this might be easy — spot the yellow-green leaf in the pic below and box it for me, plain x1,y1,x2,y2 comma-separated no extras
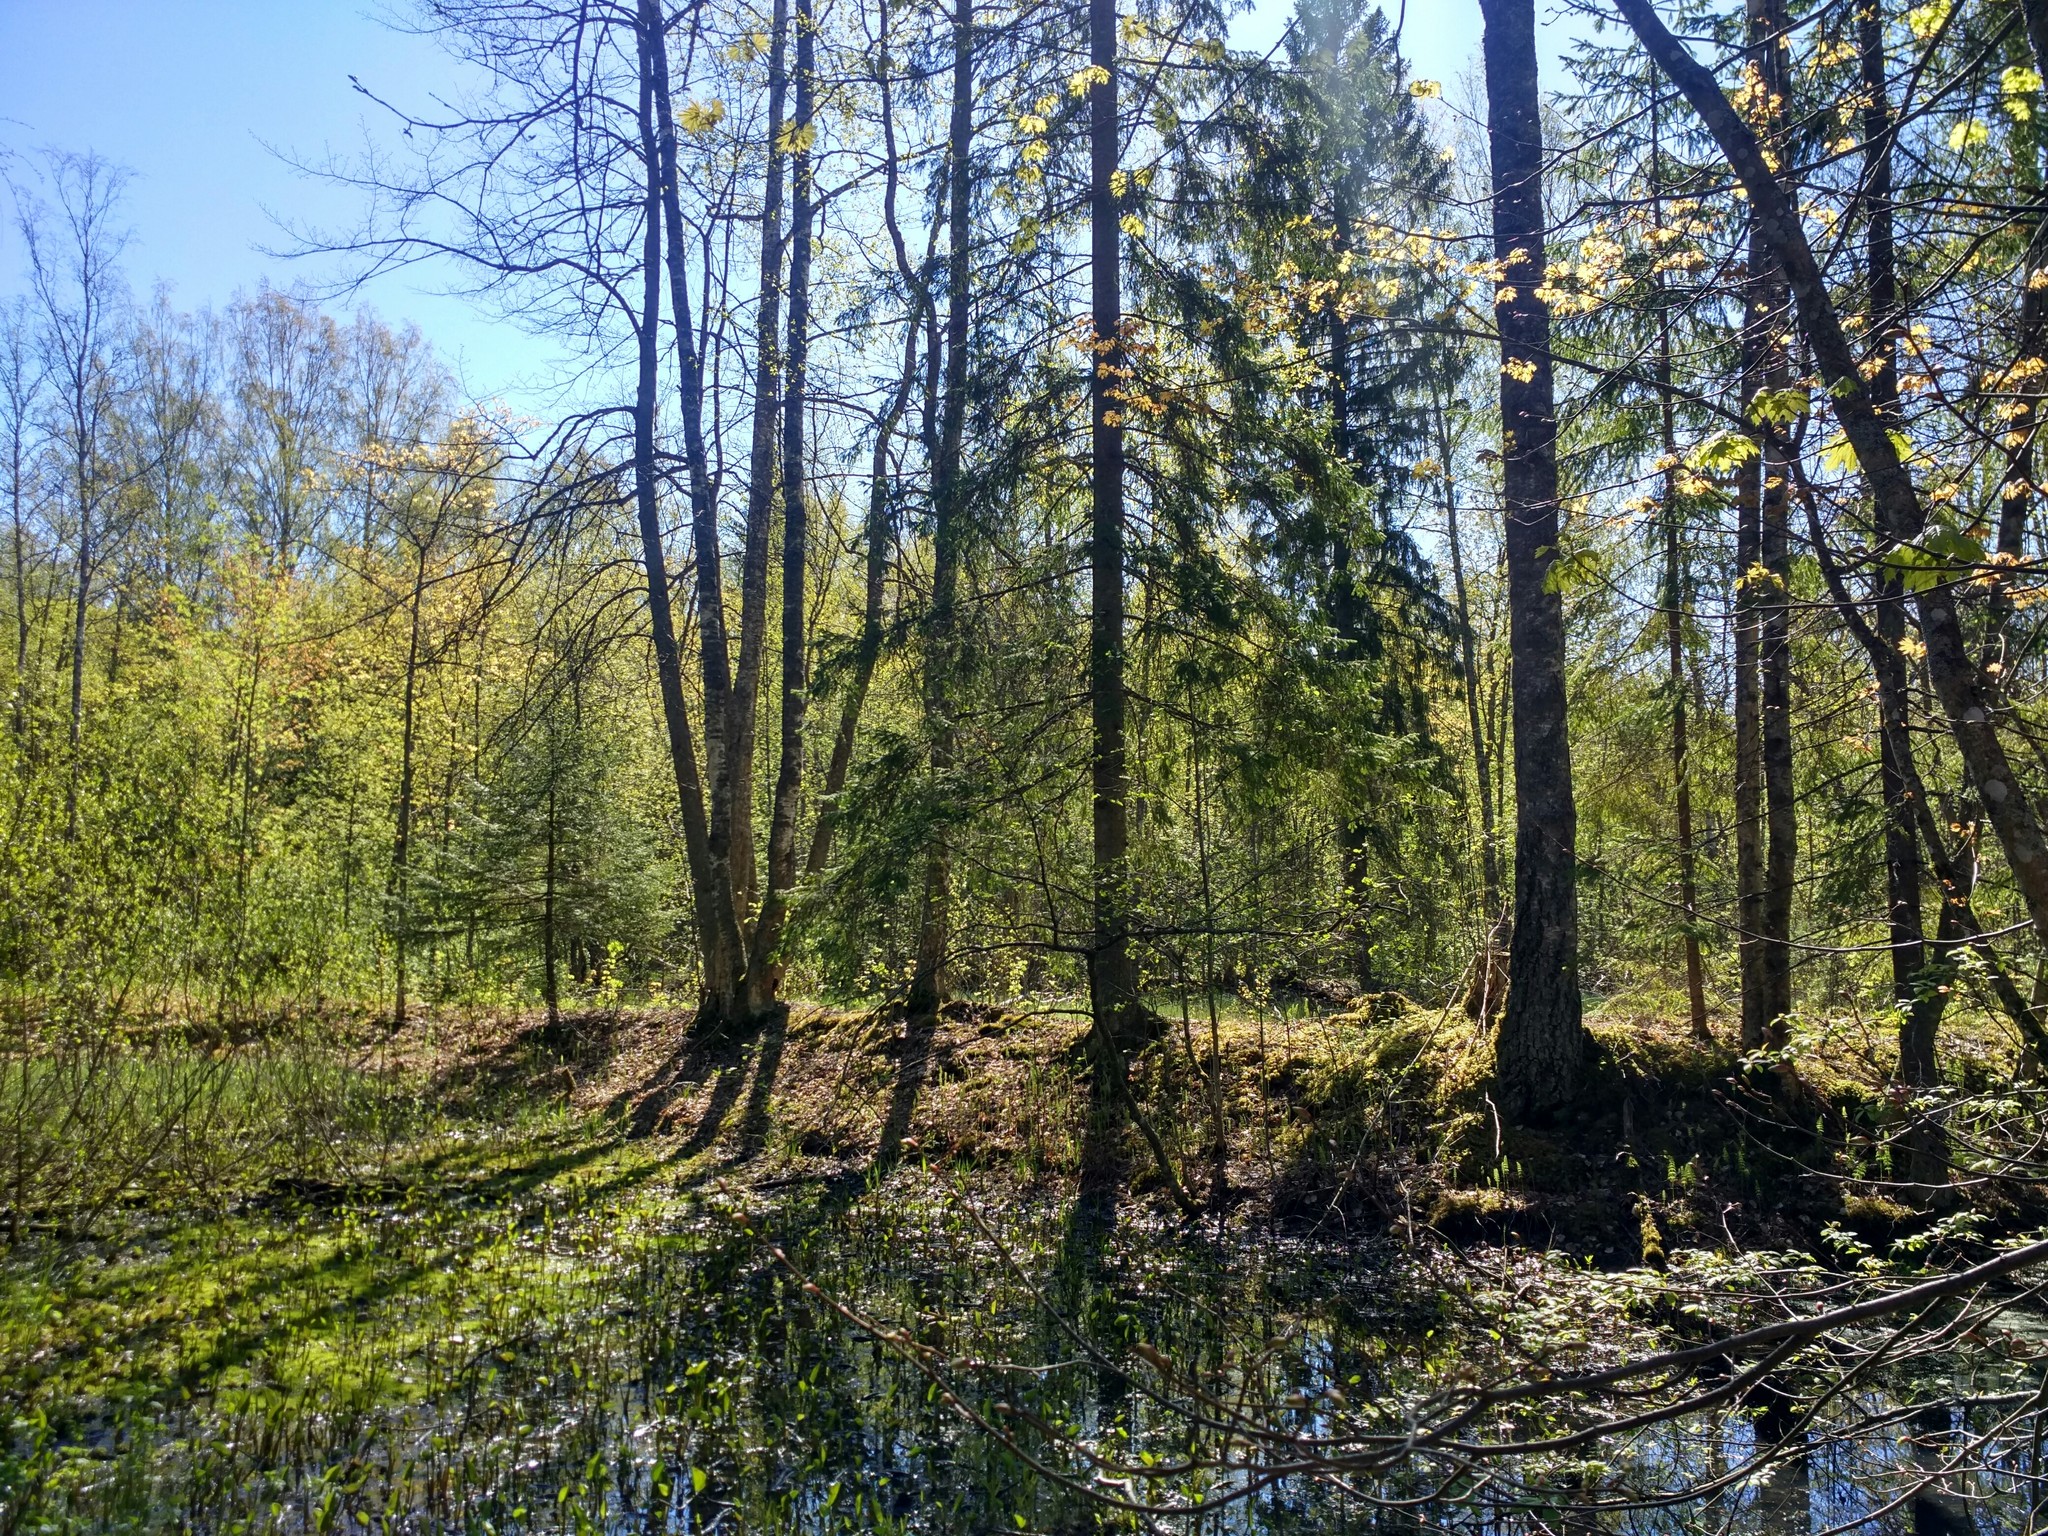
1746,386,1809,426
1687,432,1759,473
676,99,725,136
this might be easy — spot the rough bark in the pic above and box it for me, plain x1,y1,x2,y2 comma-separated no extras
1854,1,1941,1090
1727,0,1796,1054
543,778,560,1030
1992,0,2048,669
1481,0,1587,1119
391,549,424,1030
63,503,88,841
1798,468,2039,1072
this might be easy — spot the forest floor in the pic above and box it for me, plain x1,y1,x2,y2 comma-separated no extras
411,988,2025,1263
2,993,2036,1530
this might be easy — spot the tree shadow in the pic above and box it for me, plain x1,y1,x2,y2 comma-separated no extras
671,1058,750,1160
872,1005,942,1172
732,1004,790,1163
620,1009,777,1154
89,1133,659,1392
1074,1026,1130,1233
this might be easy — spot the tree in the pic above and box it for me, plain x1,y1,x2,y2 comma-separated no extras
1733,0,1797,1059
747,0,819,1004
1619,0,2048,982
1085,0,1137,1059
0,298,46,740
907,0,976,1020
1480,0,1588,1118
15,152,132,841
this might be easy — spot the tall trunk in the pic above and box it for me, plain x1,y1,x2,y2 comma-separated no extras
1481,0,1585,1119
1803,476,2037,1068
909,0,975,1017
1855,1,1946,1191
1741,0,1797,1056
1087,0,1138,1048
649,0,737,895
63,477,88,841
392,554,424,1031
1620,0,2048,965
1856,1,1938,1087
633,12,740,1023
1653,276,1709,1039
1733,0,1769,1047
1437,395,1501,1015
723,0,792,922
746,0,816,1004
1328,202,1380,995
1647,97,1706,1040
7,410,28,739
543,777,560,1029
1662,462,1709,1043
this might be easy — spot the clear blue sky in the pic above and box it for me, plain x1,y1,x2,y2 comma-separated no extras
0,0,1594,405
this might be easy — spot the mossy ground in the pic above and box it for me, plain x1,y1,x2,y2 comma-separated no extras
390,986,2036,1266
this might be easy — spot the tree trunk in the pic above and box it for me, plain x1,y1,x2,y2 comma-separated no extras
63,493,88,841
909,0,974,1018
649,0,739,918
1995,0,2048,666
1647,100,1709,1042
1086,0,1138,1051
544,777,560,1029
1481,0,1586,1119
1854,0,1939,1089
8,409,29,741
632,10,739,1025
746,0,816,1006
1655,295,1710,1041
723,0,792,923
1745,0,1797,1061
1327,204,1382,998
1802,469,2045,1072
391,551,424,1031
1437,395,1502,1017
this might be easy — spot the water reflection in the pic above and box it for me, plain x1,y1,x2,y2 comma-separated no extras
10,1166,2047,1535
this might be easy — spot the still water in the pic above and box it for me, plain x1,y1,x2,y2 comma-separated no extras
4,1139,2042,1534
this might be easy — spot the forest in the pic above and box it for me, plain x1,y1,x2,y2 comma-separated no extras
8,0,2048,1527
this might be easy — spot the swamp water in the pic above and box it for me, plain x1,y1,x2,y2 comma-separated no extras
2,1120,2044,1534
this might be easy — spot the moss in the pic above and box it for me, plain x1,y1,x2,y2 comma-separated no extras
1635,1196,1667,1271
1841,1191,1917,1230
1426,1185,1524,1231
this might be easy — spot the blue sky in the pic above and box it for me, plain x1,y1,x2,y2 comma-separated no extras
0,0,1592,405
